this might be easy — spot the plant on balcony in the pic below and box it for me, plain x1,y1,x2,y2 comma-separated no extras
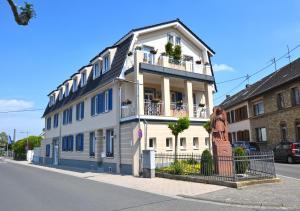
168,117,190,161
198,103,205,107
196,60,202,64
165,42,173,56
127,51,133,56
204,62,210,66
121,99,132,106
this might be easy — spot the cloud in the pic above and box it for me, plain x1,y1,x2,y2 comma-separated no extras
213,64,235,72
0,99,34,112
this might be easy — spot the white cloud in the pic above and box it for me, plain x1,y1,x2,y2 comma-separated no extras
0,99,34,112
213,64,235,72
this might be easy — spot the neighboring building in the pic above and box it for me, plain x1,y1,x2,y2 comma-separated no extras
221,58,300,151
41,19,216,175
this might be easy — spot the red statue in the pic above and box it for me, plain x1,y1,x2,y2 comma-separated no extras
210,107,233,176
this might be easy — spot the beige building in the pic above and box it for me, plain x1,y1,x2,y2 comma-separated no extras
221,58,300,151
41,19,216,175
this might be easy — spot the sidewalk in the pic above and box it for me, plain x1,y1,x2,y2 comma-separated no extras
181,176,300,209
4,159,225,198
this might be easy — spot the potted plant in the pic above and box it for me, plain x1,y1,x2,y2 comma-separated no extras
127,51,133,56
122,99,132,106
172,45,182,64
198,103,205,107
161,52,167,56
165,42,173,56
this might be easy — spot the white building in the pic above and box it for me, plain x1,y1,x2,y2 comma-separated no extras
41,19,216,175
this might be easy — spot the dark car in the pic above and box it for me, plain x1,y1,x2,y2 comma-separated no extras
274,142,300,163
232,141,257,153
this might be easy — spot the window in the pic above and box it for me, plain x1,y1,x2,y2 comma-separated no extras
103,55,110,73
142,46,155,64
280,122,287,141
46,144,50,157
277,93,284,110
81,72,87,87
205,137,210,146
193,137,199,149
93,63,100,79
76,101,84,121
62,135,74,151
65,83,69,97
73,78,78,92
180,138,186,150
232,132,236,143
106,129,114,157
167,34,174,44
49,95,55,106
256,127,267,142
53,113,59,128
230,110,235,123
291,87,300,106
89,132,96,157
175,36,181,45
253,101,264,116
149,138,156,149
75,133,84,151
58,89,63,100
235,106,248,122
46,117,51,130
63,107,72,125
296,120,300,141
237,130,250,141
166,138,172,150
93,88,113,115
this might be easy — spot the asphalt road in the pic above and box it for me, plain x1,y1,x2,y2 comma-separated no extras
275,162,300,179
0,160,294,211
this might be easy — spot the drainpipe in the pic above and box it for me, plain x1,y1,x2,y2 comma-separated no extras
118,83,122,173
143,119,148,151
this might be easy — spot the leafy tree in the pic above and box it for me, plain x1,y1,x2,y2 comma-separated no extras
165,42,173,56
0,132,8,147
6,0,36,26
172,45,182,63
168,117,190,161
12,136,41,160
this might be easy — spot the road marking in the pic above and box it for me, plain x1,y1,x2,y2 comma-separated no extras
277,174,300,181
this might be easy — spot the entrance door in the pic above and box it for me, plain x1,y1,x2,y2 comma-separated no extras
53,138,59,165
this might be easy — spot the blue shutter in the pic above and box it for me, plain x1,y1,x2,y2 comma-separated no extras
108,89,113,111
76,104,80,120
97,93,104,113
81,134,84,151
69,107,72,123
75,135,78,151
106,130,110,156
81,102,84,119
91,96,95,116
69,135,74,151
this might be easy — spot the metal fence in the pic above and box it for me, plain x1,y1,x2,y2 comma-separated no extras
155,151,276,182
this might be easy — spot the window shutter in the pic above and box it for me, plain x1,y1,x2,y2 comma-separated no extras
76,104,80,120
91,96,95,116
98,93,104,113
69,107,72,123
81,102,84,119
81,134,84,151
106,130,110,155
108,89,113,110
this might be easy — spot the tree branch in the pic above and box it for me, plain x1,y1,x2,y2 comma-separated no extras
6,0,35,25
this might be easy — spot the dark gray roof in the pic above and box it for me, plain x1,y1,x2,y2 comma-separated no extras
43,35,133,117
220,57,300,109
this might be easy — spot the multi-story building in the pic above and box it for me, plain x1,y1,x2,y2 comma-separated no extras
41,19,216,175
221,58,300,150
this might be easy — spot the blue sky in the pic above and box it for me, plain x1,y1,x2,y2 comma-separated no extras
1,0,300,139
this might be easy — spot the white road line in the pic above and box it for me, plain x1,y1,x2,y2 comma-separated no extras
277,174,300,181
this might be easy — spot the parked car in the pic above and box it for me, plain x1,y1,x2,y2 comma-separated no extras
273,142,300,163
232,141,257,153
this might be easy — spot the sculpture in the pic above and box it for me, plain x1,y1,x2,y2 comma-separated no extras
210,106,233,176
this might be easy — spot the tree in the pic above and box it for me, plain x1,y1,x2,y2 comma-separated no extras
0,132,8,147
168,117,190,161
12,135,41,160
6,0,35,26
203,121,212,151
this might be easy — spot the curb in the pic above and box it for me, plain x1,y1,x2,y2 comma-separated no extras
178,194,300,210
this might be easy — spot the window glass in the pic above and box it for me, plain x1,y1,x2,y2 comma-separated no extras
106,129,114,157
193,137,199,149
166,138,172,150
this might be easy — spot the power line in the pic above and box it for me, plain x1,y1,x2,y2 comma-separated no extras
0,108,43,114
216,75,248,84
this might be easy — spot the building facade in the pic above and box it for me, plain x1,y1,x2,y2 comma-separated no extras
221,58,300,151
41,19,216,175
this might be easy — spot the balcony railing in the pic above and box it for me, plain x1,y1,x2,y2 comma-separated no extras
193,105,210,118
170,103,188,117
144,101,163,116
121,104,135,118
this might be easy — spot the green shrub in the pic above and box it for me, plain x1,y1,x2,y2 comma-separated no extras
234,147,249,174
157,160,200,175
200,149,213,175
186,158,198,165
12,136,42,160
172,45,182,63
165,42,173,56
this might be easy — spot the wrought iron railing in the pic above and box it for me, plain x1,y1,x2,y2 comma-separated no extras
170,103,188,117
144,101,163,116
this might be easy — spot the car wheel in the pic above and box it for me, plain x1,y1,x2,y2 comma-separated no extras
287,156,294,164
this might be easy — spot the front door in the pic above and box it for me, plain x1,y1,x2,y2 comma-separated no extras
53,138,59,165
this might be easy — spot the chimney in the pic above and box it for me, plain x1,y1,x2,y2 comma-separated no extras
226,95,230,99
245,84,250,88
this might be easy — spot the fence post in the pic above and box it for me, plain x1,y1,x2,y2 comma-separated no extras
232,152,236,182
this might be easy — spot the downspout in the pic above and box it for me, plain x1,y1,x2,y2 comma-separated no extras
143,119,148,151
118,82,122,173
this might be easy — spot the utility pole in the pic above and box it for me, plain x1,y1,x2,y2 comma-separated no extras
270,57,277,71
286,45,291,64
13,128,16,142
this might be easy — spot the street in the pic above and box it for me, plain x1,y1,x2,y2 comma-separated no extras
275,163,300,179
0,161,286,211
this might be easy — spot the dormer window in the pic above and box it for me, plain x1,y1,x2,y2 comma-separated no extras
49,95,55,106
175,36,181,45
73,77,78,92
103,55,110,73
81,72,87,87
58,88,63,101
93,63,100,79
65,83,69,97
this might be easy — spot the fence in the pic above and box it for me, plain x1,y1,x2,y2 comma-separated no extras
155,151,276,182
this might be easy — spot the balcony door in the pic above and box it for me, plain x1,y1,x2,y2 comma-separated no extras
144,88,155,102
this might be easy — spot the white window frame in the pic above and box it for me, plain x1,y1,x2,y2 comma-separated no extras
149,138,156,150
81,71,87,87
58,88,63,101
256,127,267,142
179,137,186,150
193,137,199,150
73,77,78,92
103,55,110,74
106,129,114,157
49,95,55,106
104,90,109,112
167,33,174,44
175,36,181,45
166,137,173,151
93,62,100,79
253,101,264,116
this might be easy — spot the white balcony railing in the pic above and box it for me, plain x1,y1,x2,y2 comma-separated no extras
193,105,210,118
144,101,163,116
121,104,135,118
